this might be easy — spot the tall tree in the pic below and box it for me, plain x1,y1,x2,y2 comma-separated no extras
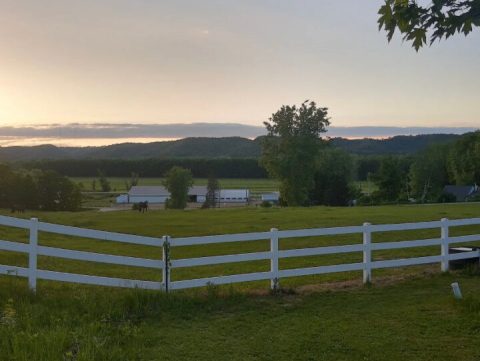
409,144,450,202
204,175,220,208
371,156,411,202
163,166,193,209
36,170,82,211
378,0,480,51
310,148,356,206
447,131,480,184
261,101,330,206
97,170,111,192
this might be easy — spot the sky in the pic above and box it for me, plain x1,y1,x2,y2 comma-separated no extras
0,0,479,145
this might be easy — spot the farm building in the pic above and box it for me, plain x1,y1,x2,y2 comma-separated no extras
218,189,250,203
442,185,479,202
116,186,249,204
261,192,280,204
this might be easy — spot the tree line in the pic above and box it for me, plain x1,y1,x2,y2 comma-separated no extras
19,158,268,179
260,101,479,207
0,165,82,211
369,131,480,204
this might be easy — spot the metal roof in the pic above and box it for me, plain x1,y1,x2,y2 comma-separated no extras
128,186,169,196
128,185,208,197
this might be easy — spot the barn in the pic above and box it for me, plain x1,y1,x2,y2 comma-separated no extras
116,186,250,204
218,189,250,203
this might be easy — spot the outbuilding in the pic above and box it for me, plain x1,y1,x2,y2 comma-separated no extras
261,192,280,204
116,186,249,204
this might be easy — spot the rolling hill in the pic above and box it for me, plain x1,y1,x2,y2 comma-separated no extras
0,134,464,161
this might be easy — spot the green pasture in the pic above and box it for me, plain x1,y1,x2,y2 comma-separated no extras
1,204,480,360
75,177,281,208
72,177,280,195
74,177,377,208
0,203,479,289
2,269,480,360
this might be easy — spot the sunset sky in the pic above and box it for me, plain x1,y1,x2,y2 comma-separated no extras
1,0,479,131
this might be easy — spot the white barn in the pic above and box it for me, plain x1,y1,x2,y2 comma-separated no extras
116,186,249,204
218,189,250,203
116,186,207,204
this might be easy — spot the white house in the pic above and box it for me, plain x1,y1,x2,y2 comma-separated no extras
116,186,249,204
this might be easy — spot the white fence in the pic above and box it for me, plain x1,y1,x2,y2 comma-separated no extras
0,215,480,293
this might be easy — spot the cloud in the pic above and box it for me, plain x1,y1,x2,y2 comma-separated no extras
0,123,477,145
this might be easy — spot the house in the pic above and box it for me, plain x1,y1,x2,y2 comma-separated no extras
261,192,280,204
442,185,479,202
116,186,249,204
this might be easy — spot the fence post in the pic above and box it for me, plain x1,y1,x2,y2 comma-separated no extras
363,222,372,284
441,218,449,272
28,218,38,293
270,228,279,291
162,236,171,293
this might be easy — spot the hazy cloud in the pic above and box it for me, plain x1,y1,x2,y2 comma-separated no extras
0,123,477,142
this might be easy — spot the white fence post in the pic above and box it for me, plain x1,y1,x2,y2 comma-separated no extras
363,222,372,284
441,218,449,272
270,228,279,291
162,235,171,292
28,218,38,293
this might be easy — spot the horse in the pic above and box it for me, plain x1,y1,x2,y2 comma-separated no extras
138,201,149,213
10,205,25,214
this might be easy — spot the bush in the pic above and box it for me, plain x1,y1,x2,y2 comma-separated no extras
260,201,272,208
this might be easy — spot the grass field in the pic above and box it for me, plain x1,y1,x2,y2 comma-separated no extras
74,177,376,208
74,177,281,208
1,203,480,360
73,177,280,195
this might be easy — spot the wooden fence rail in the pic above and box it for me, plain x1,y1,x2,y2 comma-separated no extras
0,215,479,293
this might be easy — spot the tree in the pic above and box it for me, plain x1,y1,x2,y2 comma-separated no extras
36,170,82,211
261,101,330,206
125,172,140,190
203,175,220,208
310,148,356,206
409,143,450,202
371,156,411,202
163,167,193,209
378,0,480,51
97,170,111,192
0,164,14,208
447,131,480,184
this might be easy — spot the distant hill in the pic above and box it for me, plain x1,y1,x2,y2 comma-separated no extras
329,134,462,155
0,134,464,161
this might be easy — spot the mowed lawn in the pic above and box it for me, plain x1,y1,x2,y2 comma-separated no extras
1,204,480,360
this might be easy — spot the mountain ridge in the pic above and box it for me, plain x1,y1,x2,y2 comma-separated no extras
0,134,465,161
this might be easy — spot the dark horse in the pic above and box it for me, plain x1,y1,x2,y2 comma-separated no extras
10,205,25,213
138,201,149,213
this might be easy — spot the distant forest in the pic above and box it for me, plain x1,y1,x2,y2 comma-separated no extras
0,133,462,162
0,133,470,180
